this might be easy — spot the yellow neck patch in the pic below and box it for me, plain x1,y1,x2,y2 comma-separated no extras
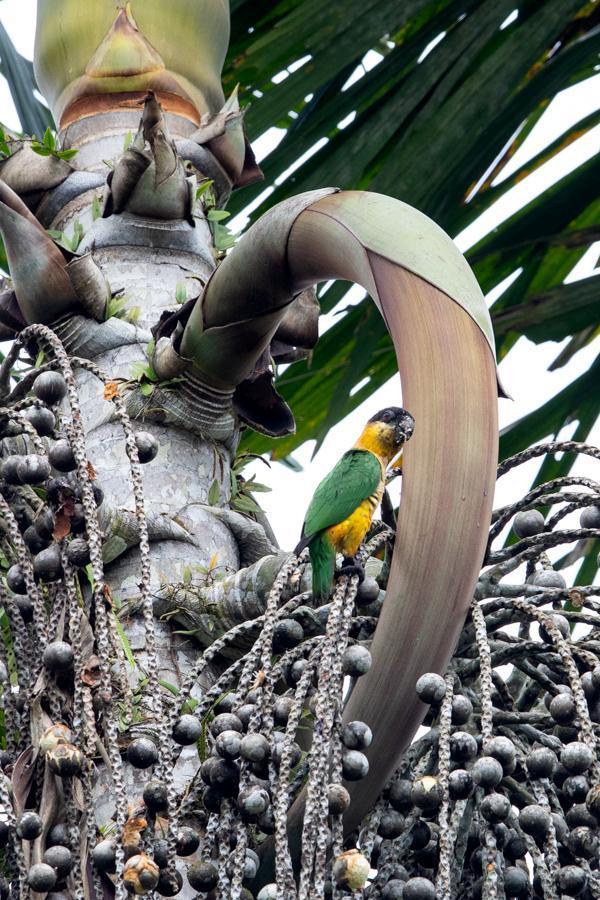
354,421,398,464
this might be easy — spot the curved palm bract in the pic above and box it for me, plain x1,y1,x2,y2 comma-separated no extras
181,189,499,835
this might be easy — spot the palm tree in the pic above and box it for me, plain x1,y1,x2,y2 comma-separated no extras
0,2,598,898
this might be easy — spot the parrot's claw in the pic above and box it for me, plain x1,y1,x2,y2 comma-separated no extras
337,557,365,584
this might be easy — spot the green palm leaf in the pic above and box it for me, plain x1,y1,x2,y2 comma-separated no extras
0,21,53,135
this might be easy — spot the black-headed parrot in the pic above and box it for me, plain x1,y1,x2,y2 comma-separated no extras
294,407,415,599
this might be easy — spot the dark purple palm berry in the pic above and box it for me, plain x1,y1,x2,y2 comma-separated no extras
216,730,241,760
33,545,63,582
33,372,67,405
513,510,544,537
549,693,576,724
187,861,218,891
415,672,446,705
580,506,600,528
156,870,182,896
143,781,168,813
69,502,86,533
472,756,503,789
17,812,43,840
43,845,73,879
285,658,307,686
271,739,300,771
1,456,22,484
152,839,168,869
66,538,90,567
238,786,270,821
27,864,57,892
16,454,51,485
519,805,551,838
6,564,26,594
563,775,589,804
172,714,202,746
126,738,158,769
355,577,380,605
342,750,369,781
342,645,372,677
551,813,569,846
23,525,49,554
378,811,405,839
504,833,527,861
561,742,594,774
503,866,529,897
557,864,587,896
531,570,566,589
43,641,74,673
389,779,413,812
448,769,473,800
135,432,159,463
47,823,70,847
342,721,372,750
402,876,436,899
15,597,33,623
208,759,240,796
273,696,294,725
411,776,442,811
175,827,199,857
48,440,76,472
526,747,557,779
47,744,84,777
568,826,598,859
24,406,55,436
539,613,569,643
235,704,255,729
328,784,350,815
451,694,473,725
240,733,270,763
480,792,511,824
566,803,596,829
382,880,406,899
585,783,600,818
202,786,223,814
210,713,243,736
34,506,55,539
449,731,478,762
272,618,304,652
485,736,516,774
92,840,116,873
409,821,430,851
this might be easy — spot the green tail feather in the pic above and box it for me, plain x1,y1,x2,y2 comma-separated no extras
309,533,336,601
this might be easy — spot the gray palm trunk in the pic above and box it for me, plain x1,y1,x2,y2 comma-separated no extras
57,107,284,777
0,104,291,898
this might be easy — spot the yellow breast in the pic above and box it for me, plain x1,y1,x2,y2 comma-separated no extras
326,483,384,557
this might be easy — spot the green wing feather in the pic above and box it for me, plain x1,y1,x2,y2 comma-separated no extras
295,449,382,552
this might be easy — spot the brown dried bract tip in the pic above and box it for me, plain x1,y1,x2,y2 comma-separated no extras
251,669,267,690
103,381,120,401
81,654,102,687
122,814,148,856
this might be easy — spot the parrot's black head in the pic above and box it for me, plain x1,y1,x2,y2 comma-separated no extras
368,406,415,446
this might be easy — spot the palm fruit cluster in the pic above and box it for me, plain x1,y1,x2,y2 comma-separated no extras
1,325,600,899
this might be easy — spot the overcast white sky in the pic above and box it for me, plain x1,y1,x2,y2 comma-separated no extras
1,2,600,561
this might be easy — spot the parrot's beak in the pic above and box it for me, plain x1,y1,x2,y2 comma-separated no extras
394,415,415,445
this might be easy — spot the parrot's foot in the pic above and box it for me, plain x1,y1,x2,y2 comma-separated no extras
337,557,365,583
